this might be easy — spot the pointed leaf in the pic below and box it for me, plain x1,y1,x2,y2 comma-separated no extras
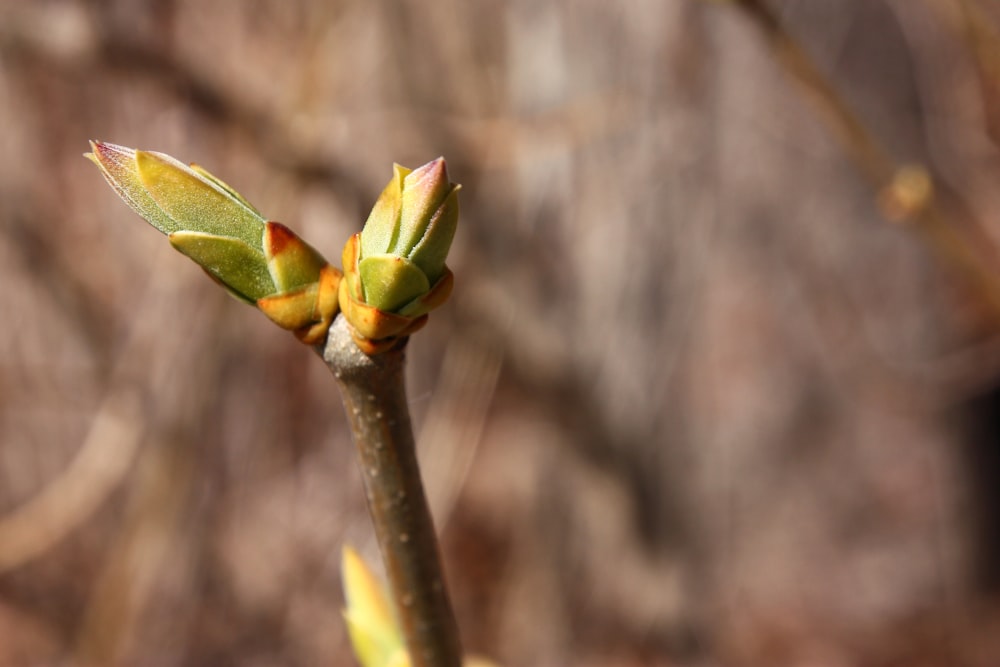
394,158,451,256
136,150,266,248
86,142,177,233
342,547,403,667
361,164,409,260
168,231,274,302
189,163,262,216
358,255,429,313
406,184,459,284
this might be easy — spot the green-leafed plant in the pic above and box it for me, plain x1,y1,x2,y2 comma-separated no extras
87,142,472,667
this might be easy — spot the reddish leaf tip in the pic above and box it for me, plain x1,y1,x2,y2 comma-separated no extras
264,221,296,256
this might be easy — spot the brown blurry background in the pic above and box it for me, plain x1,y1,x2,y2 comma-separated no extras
3,0,1000,665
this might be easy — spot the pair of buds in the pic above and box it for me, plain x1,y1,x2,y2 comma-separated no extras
86,142,459,353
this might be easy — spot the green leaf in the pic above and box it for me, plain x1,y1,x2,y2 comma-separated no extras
136,150,266,248
406,185,459,284
342,547,404,667
168,231,274,302
86,142,178,234
361,164,409,261
358,255,430,313
189,163,263,216
394,158,451,257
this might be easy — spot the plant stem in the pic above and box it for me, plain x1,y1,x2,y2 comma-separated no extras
319,315,463,667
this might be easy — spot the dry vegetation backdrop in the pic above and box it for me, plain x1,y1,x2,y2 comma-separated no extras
2,0,1000,665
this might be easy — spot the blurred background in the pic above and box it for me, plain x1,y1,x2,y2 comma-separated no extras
2,0,1000,665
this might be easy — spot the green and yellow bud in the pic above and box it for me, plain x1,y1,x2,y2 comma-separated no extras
340,159,459,353
358,159,458,311
342,546,406,667
340,546,499,667
86,141,339,343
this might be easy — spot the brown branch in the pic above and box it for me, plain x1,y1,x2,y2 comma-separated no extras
319,316,463,667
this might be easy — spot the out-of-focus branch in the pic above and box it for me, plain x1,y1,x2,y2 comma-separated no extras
726,0,1000,327
0,391,142,574
930,0,1000,146
730,0,895,185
